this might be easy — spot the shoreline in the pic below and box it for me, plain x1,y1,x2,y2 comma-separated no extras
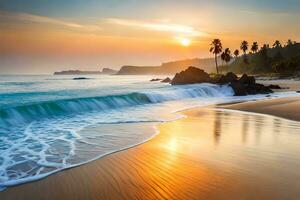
219,96,300,121
1,96,300,199
0,94,286,191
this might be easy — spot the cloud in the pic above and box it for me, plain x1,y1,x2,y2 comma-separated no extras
0,11,81,27
0,11,102,31
105,18,206,37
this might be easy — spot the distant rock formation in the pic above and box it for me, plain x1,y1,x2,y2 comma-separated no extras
54,68,117,75
150,78,162,82
117,66,161,75
73,77,89,80
101,68,117,74
160,58,219,74
171,66,274,96
54,70,101,75
116,57,220,75
161,77,171,83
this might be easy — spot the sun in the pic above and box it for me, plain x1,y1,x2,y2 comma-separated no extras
180,38,191,47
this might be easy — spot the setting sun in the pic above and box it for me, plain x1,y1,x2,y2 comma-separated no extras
180,38,191,46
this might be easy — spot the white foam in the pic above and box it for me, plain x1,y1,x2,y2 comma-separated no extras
0,82,299,190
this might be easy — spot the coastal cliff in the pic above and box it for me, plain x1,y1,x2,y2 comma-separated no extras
116,57,221,75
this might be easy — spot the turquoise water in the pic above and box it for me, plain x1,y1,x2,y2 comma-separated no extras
0,74,297,190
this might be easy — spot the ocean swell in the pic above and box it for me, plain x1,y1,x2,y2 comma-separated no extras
0,83,234,190
0,83,234,128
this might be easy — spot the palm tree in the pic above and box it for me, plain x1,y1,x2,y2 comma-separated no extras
221,52,226,63
260,44,269,58
251,42,259,53
224,48,231,64
221,51,226,60
273,40,282,48
221,48,231,73
210,39,223,74
233,49,239,58
220,52,226,74
240,40,248,56
286,39,293,46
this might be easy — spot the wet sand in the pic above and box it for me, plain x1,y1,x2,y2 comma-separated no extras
1,97,300,199
220,96,300,121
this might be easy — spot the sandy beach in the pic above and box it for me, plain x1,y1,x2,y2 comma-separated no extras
1,95,300,200
220,96,300,121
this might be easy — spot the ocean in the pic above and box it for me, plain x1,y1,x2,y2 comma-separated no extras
0,74,298,190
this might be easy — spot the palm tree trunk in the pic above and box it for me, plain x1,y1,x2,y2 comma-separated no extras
221,60,224,74
215,54,219,74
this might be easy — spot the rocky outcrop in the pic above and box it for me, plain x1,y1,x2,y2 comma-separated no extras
229,82,272,96
171,67,210,85
239,74,256,85
170,67,275,96
267,84,282,89
217,72,238,84
150,78,162,82
73,77,89,80
161,77,171,83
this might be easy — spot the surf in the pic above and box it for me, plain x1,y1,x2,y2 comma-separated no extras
0,83,234,128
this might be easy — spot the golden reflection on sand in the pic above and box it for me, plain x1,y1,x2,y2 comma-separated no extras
2,108,300,199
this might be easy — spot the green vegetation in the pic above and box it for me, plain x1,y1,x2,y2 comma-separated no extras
209,39,300,76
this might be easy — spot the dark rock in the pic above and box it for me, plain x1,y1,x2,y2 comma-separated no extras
229,82,247,96
230,82,273,96
217,72,238,84
239,74,256,85
170,66,275,96
297,91,300,93
161,77,171,83
246,83,273,94
267,84,281,89
171,66,210,85
73,77,88,80
150,78,162,82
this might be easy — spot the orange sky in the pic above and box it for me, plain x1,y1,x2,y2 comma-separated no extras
0,0,299,74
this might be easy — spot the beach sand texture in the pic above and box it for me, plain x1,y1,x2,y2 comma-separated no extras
1,97,300,200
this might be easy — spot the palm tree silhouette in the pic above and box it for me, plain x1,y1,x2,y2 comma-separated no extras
220,48,231,73
210,39,223,74
260,44,269,58
286,39,293,46
273,40,282,48
240,41,248,56
221,52,226,64
220,52,226,74
224,48,231,64
251,42,259,53
233,49,239,58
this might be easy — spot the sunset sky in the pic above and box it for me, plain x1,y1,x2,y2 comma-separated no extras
0,0,299,74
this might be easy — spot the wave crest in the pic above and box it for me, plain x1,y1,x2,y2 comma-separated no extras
0,83,234,127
